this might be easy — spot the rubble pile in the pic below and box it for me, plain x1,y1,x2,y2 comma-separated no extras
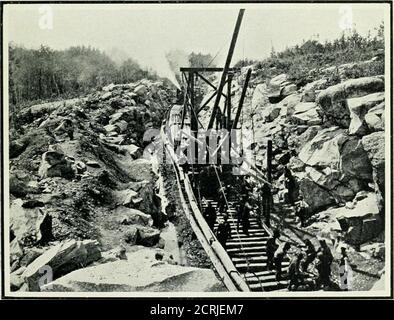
9,79,223,292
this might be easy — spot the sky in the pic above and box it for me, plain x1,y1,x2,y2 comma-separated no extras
4,3,388,79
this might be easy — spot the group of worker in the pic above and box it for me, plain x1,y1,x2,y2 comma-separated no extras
203,180,273,248
201,171,351,291
266,230,350,291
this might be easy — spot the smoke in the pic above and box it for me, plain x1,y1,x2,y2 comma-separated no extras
164,49,190,88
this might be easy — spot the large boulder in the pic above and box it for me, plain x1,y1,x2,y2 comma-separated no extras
114,189,141,207
361,132,385,207
120,144,141,159
10,199,53,246
267,74,297,100
296,127,373,209
295,172,336,212
317,76,384,127
269,74,288,92
136,225,161,247
22,239,101,291
128,158,155,182
347,92,384,135
115,206,153,227
290,102,322,126
251,84,269,110
281,83,297,97
10,138,29,159
258,104,282,123
301,78,328,102
41,248,225,292
38,150,75,179
288,125,323,152
365,101,385,132
334,193,383,245
9,170,38,197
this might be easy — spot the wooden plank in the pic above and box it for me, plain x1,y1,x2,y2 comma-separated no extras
208,9,245,129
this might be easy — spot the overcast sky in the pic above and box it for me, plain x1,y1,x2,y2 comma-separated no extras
4,3,388,74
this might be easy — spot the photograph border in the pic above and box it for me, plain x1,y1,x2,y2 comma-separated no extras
1,0,392,300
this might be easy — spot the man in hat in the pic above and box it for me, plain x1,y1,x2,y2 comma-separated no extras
295,195,309,228
216,214,231,248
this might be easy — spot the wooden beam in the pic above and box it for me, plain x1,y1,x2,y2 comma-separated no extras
195,72,227,99
208,9,245,129
267,139,272,183
232,68,252,129
197,90,217,113
227,73,233,130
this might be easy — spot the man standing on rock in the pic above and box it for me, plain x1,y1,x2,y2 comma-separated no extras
274,242,291,281
266,229,280,270
295,196,309,228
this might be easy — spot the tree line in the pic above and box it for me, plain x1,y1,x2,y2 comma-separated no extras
235,24,385,86
8,44,161,107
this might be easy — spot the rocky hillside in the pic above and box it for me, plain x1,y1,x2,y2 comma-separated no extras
198,54,386,290
246,57,385,244
9,80,224,292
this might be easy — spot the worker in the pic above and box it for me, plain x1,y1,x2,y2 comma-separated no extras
274,242,291,281
295,196,309,228
266,229,280,270
203,202,217,231
302,238,317,272
216,215,231,248
288,252,305,291
241,202,251,236
317,239,334,287
261,182,272,227
283,165,296,204
217,185,228,215
339,247,351,291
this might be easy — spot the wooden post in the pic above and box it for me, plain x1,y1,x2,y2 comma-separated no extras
208,9,245,129
232,68,252,130
189,71,198,164
267,139,272,183
227,73,232,130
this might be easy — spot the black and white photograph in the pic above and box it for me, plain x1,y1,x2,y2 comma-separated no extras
1,1,391,299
